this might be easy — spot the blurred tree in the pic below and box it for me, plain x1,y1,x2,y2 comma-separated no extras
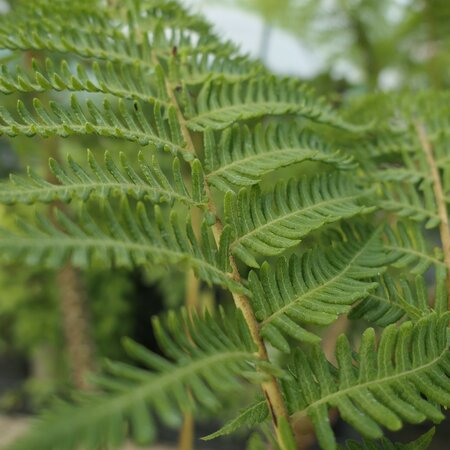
219,0,450,90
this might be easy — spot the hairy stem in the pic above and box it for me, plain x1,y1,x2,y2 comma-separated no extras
57,265,96,390
416,122,450,307
206,186,293,447
162,68,294,449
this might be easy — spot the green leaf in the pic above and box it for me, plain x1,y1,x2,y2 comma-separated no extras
0,58,168,105
338,427,435,449
203,399,268,440
0,201,245,294
185,77,369,132
4,308,260,450
383,222,444,274
204,123,355,191
0,97,190,159
0,151,205,207
285,313,450,450
378,182,440,229
225,172,373,267
349,268,446,326
249,225,386,350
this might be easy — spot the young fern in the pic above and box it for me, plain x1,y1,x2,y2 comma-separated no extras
0,1,448,450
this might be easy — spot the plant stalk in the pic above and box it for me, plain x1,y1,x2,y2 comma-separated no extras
163,70,294,450
416,121,450,307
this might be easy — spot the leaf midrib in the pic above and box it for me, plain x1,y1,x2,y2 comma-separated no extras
187,101,313,125
291,346,448,421
0,121,187,157
0,179,195,206
25,350,254,445
261,229,380,326
380,198,439,219
232,193,366,249
1,234,241,291
206,147,318,180
384,243,444,267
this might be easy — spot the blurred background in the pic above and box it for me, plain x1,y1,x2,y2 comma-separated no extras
0,0,449,448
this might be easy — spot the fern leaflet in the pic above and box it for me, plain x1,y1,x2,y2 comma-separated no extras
248,226,386,350
4,308,262,450
0,151,206,207
225,172,372,267
285,313,450,450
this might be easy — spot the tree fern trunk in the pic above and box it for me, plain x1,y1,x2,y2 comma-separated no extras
57,265,96,390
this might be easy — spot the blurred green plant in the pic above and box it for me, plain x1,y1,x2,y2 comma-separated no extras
220,0,450,91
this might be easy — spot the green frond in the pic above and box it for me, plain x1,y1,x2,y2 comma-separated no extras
372,167,429,184
0,58,168,106
225,172,373,267
0,96,191,159
184,77,368,132
338,428,435,450
248,226,385,351
180,53,264,86
0,201,244,294
378,182,440,229
4,308,261,450
203,398,268,440
0,3,227,70
349,270,438,326
285,313,450,450
0,151,206,207
383,222,444,274
354,132,418,160
204,123,356,191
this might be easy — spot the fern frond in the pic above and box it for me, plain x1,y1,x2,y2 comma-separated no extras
0,58,169,106
180,53,264,86
383,222,444,274
0,5,231,71
0,96,191,158
378,182,440,229
204,123,355,191
184,77,367,132
349,270,440,326
55,0,212,35
4,308,261,450
0,201,244,294
248,226,385,351
0,151,206,207
225,172,372,267
338,428,435,450
286,313,450,450
203,398,268,440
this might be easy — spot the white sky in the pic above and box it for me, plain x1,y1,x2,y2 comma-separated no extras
183,0,325,78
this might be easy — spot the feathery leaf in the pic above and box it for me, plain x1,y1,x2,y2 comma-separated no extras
204,123,355,191
286,313,450,450
4,308,260,450
248,226,386,351
0,151,206,207
0,201,244,293
225,172,373,267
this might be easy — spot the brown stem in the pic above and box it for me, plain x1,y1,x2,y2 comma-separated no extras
206,186,292,446
161,65,294,448
415,122,450,307
178,411,194,450
57,265,96,390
